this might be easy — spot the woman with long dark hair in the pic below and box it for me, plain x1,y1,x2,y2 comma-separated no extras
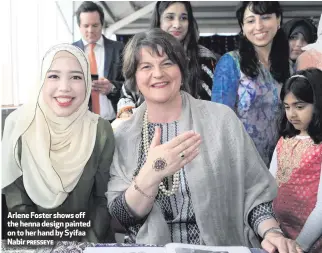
116,1,217,120
212,1,291,167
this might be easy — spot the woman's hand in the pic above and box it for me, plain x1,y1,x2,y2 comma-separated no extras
119,111,132,119
92,78,113,95
262,232,304,253
138,126,201,186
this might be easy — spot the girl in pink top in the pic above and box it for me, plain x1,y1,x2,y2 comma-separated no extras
270,68,322,252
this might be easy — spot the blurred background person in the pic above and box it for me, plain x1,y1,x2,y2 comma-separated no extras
283,18,317,66
73,1,124,122
297,14,322,71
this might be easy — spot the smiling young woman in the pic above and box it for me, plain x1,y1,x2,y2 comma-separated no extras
41,51,86,117
2,44,115,243
212,1,291,167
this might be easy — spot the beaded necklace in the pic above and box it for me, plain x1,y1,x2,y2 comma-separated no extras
142,110,180,196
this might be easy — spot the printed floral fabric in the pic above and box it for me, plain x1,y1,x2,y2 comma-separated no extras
212,51,281,166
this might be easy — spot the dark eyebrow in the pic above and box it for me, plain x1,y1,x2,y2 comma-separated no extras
47,70,83,75
244,15,255,20
138,62,151,66
47,70,60,73
70,71,84,75
161,58,171,63
164,12,187,15
283,101,306,105
244,13,272,20
138,57,171,66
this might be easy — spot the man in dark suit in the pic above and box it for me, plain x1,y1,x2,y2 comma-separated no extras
73,1,124,121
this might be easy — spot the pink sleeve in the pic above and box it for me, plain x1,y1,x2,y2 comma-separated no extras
296,50,322,71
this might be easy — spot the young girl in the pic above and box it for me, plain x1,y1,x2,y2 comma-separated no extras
270,68,322,253
2,44,115,243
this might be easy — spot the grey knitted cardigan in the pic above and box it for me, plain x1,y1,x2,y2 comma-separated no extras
107,91,277,247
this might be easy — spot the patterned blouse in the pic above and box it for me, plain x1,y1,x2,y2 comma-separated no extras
110,121,274,243
270,136,322,253
211,51,282,167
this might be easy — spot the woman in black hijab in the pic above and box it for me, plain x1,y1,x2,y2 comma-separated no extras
283,18,317,62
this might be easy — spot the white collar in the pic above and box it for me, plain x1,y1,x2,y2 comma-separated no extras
295,135,311,140
82,35,104,48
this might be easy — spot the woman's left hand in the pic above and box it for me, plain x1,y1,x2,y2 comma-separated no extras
261,232,303,253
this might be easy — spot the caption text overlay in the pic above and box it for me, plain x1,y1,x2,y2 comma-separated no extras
6,211,91,246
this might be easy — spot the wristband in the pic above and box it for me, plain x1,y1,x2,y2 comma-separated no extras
262,227,284,239
133,178,154,199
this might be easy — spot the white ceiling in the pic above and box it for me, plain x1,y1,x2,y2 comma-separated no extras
75,1,322,35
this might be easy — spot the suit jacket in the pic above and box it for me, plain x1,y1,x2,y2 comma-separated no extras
73,35,124,114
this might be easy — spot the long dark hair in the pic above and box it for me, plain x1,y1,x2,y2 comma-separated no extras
279,68,322,144
236,1,290,83
150,1,200,98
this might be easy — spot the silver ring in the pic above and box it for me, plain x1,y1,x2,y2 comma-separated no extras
179,152,185,159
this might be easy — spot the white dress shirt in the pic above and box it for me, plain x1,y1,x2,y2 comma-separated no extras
82,36,116,120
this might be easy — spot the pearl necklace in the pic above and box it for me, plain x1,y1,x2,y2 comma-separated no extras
142,110,180,196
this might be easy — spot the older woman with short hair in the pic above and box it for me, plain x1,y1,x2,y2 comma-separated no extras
116,1,216,120
107,28,302,253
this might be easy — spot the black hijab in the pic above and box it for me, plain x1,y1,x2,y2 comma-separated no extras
283,18,317,44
